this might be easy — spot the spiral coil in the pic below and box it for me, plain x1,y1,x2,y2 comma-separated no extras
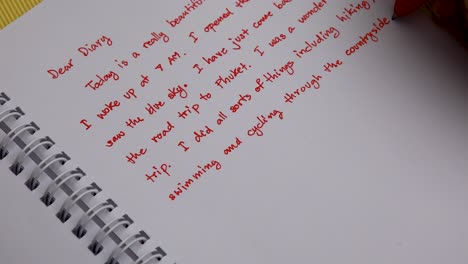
0,92,166,264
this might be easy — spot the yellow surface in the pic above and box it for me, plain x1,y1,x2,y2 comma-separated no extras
0,0,41,29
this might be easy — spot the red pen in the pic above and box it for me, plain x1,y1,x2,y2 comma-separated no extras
393,0,429,19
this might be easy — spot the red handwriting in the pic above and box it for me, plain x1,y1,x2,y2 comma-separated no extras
151,121,175,143
323,60,343,72
145,101,166,115
228,28,250,50
85,70,120,91
273,0,293,9
256,60,295,89
178,104,201,119
224,137,243,155
178,141,190,152
194,125,214,143
345,17,390,56
97,100,121,120
200,93,212,101
166,0,207,28
216,111,229,125
230,94,252,113
106,130,126,147
126,148,147,164
80,119,92,130
269,33,287,47
168,84,188,100
168,51,183,66
235,0,251,8
189,32,199,43
254,46,265,56
126,116,145,129
193,63,204,74
168,160,222,201
78,35,113,57
283,74,322,103
253,11,274,29
140,75,150,87
145,163,172,183
114,59,129,69
293,26,340,59
47,59,74,80
298,0,328,24
123,88,137,100
214,62,250,88
336,0,376,23
204,8,235,33
202,47,229,65
247,109,284,136
143,32,170,49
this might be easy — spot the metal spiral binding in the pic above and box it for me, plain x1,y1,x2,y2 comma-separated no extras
0,92,166,263
11,136,54,175
42,168,86,206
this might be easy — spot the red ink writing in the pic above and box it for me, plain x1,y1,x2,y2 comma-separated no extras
106,130,126,147
204,8,234,33
230,94,252,113
143,32,170,49
216,111,228,125
146,163,172,183
80,119,92,130
78,35,113,57
140,75,150,87
228,28,250,50
259,60,295,86
168,51,183,66
126,116,145,129
298,0,328,24
126,148,147,164
199,93,212,101
247,109,284,136
273,0,293,9
169,160,222,201
145,101,166,115
253,11,273,29
168,84,188,100
194,125,214,143
178,104,201,119
97,100,121,120
202,47,229,65
293,26,340,59
224,137,243,155
283,74,322,103
166,0,207,28
189,32,199,43
235,0,251,8
323,60,343,72
123,88,137,100
151,121,175,143
178,141,190,152
254,46,265,56
215,62,250,89
336,0,376,22
269,33,287,47
47,59,74,80
345,17,390,56
85,70,120,91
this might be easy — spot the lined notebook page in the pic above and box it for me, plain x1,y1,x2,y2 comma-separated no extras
1,0,468,263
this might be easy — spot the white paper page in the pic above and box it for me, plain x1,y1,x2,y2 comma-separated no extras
1,0,468,264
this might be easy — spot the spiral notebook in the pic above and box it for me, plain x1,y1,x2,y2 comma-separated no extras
1,0,468,263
